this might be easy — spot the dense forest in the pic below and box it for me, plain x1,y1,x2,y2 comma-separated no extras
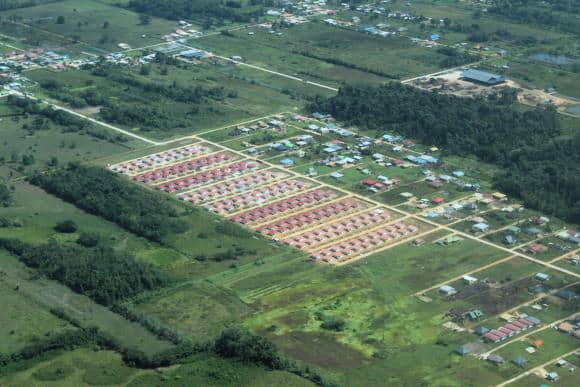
309,84,580,223
127,0,271,27
30,163,188,242
0,238,167,305
0,0,60,11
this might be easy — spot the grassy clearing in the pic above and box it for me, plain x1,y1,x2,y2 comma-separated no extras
0,0,184,52
133,281,252,340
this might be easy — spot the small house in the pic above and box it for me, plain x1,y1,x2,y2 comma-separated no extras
535,272,550,282
472,223,490,233
463,275,478,285
556,289,577,301
511,357,527,368
487,354,504,366
504,235,517,245
439,285,457,296
467,309,484,321
279,158,294,167
546,372,559,381
474,326,490,336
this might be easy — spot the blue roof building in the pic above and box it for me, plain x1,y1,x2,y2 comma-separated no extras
279,158,294,167
461,69,506,86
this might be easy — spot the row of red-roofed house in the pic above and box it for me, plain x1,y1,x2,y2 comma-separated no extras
258,198,367,237
109,144,210,175
312,222,419,263
132,152,234,184
205,179,311,215
154,160,259,193
284,208,391,249
230,189,338,225
177,170,289,204
482,315,540,343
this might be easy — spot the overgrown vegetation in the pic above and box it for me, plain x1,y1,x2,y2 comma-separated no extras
6,96,128,144
30,163,188,243
0,181,12,207
309,83,579,223
0,238,167,305
127,0,268,27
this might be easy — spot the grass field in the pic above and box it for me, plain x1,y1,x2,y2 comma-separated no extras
0,0,185,53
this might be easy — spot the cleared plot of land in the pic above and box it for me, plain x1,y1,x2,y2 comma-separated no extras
0,0,184,53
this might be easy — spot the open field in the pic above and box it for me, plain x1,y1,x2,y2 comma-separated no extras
0,0,186,53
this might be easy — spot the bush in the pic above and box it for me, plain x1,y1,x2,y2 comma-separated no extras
77,232,100,247
54,220,78,233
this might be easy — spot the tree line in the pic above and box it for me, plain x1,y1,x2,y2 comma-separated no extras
0,238,167,305
30,163,188,243
0,181,11,207
127,0,270,27
308,83,579,223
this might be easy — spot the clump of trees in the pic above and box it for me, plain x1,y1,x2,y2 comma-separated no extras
127,0,267,27
0,238,167,305
0,181,12,207
6,96,127,144
30,163,188,243
309,83,579,223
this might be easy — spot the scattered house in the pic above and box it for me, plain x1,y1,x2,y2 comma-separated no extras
504,235,517,245
330,171,344,180
557,322,575,334
452,170,465,178
487,354,505,366
461,69,506,86
527,244,546,254
525,227,542,236
546,372,559,381
437,235,463,245
528,284,546,294
400,192,414,199
467,309,484,321
556,289,577,301
279,158,294,167
556,359,568,367
535,272,550,282
455,345,471,356
507,225,521,233
432,197,444,205
492,192,507,201
439,285,457,296
463,275,478,285
472,223,490,233
511,357,528,368
474,326,490,336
